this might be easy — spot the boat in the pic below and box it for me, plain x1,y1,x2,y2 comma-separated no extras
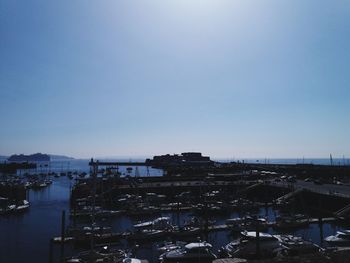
273,214,309,230
15,200,30,212
133,217,171,230
66,246,126,263
45,179,53,185
226,217,246,226
159,242,217,263
24,181,32,189
123,258,141,263
31,181,47,189
325,230,350,246
52,236,75,243
276,234,319,255
157,241,187,254
130,217,172,241
220,231,282,259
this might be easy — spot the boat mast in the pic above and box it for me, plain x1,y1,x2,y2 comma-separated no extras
90,158,98,252
330,154,333,166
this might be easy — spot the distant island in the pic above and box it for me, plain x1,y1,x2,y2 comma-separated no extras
8,153,50,162
7,153,74,162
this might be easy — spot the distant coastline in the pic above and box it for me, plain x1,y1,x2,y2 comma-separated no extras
6,153,74,162
8,153,50,162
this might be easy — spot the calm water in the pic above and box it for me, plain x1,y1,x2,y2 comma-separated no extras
0,159,346,263
16,159,163,177
0,176,71,263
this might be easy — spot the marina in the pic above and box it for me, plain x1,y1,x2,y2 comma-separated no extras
1,156,349,262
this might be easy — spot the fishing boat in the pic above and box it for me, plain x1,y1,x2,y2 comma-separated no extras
159,242,217,263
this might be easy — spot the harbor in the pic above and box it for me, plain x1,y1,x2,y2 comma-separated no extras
1,154,349,262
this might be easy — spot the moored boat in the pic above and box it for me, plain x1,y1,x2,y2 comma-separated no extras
276,234,320,255
325,230,350,246
159,242,217,263
15,200,30,212
220,231,282,259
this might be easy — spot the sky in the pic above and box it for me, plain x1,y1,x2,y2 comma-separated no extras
1,0,350,159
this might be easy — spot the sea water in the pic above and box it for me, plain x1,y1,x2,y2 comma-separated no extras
0,159,346,263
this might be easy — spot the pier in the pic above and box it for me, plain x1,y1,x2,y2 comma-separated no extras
88,160,147,166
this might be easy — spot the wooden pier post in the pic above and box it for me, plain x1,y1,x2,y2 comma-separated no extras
255,218,260,259
319,217,324,245
49,238,53,263
60,210,66,263
73,200,76,228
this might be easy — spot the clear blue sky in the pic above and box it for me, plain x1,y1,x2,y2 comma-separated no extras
1,0,349,159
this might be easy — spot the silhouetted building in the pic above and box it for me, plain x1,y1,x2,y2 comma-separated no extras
146,152,212,167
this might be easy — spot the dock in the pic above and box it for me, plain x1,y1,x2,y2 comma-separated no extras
88,161,147,166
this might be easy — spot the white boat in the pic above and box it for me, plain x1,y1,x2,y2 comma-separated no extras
15,200,30,212
157,241,187,254
159,242,217,263
123,258,141,263
52,236,75,243
134,217,171,230
220,231,281,259
325,230,350,246
66,246,126,262
276,234,319,255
